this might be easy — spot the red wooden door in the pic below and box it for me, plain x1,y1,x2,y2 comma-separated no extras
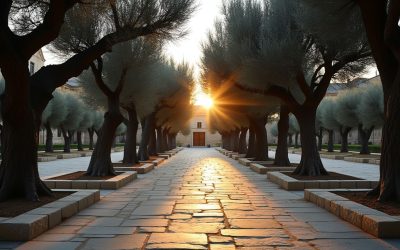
193,132,206,146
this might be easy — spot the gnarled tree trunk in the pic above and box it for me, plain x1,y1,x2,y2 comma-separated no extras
327,130,334,152
340,127,351,153
156,127,163,153
288,134,293,147
293,109,327,176
359,125,374,155
162,127,169,152
275,105,290,166
317,128,323,151
77,131,83,151
88,128,95,150
87,96,122,176
295,133,300,148
138,113,154,161
253,116,269,161
61,127,74,153
45,122,53,152
238,127,248,154
0,61,51,201
122,107,139,164
246,125,256,158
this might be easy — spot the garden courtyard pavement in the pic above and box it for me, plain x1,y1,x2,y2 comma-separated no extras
3,148,400,249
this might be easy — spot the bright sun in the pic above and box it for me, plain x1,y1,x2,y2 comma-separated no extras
195,93,214,109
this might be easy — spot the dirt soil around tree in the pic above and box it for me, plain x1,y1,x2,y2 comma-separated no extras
113,162,145,168
0,191,73,217
261,163,299,168
334,191,400,216
285,172,362,180
49,171,120,180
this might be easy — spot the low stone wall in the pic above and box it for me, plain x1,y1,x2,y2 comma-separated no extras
304,189,400,238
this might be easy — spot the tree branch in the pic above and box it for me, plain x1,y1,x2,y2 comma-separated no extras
296,71,312,99
114,68,128,96
90,59,114,97
233,82,299,112
19,0,79,59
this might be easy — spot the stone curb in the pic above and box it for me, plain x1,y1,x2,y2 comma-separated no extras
267,171,378,191
319,153,353,160
37,156,57,162
238,158,255,166
304,189,400,238
43,171,137,190
0,189,100,241
249,163,296,174
114,163,155,174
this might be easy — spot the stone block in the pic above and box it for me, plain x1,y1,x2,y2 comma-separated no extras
0,214,48,241
86,181,101,189
71,180,87,189
54,180,72,189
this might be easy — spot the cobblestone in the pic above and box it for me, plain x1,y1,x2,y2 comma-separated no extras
6,148,399,249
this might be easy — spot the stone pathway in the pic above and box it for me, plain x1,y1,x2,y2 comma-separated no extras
2,148,400,249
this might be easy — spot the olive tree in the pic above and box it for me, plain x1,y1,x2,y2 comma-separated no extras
335,89,363,153
320,98,339,152
41,91,67,152
226,0,371,176
58,94,84,153
305,0,400,202
357,83,384,154
0,0,195,201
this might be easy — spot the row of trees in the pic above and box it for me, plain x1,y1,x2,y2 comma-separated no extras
269,81,384,154
0,0,195,201
203,0,371,174
210,0,400,202
42,91,104,152
316,82,384,154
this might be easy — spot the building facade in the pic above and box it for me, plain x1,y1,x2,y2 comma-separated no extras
176,106,221,147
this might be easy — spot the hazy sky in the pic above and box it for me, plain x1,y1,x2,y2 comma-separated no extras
164,0,224,82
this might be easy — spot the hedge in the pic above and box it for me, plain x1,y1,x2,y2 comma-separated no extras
37,143,125,151
321,144,381,153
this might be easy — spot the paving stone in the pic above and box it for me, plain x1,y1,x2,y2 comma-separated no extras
210,244,236,250
147,233,208,245
174,204,220,210
77,226,136,235
169,222,224,233
234,237,294,247
221,229,288,238
13,149,386,249
132,205,174,215
81,234,147,249
208,236,234,243
229,219,282,229
121,219,169,227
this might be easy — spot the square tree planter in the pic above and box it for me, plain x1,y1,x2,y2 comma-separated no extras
238,158,255,166
139,158,164,166
114,163,154,174
43,171,137,190
0,189,99,241
249,163,296,174
319,152,353,160
304,189,400,238
267,171,378,191
232,154,246,160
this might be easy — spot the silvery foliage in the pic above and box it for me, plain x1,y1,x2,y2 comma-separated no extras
270,121,278,137
59,93,85,131
319,97,341,131
226,0,370,105
51,0,195,57
335,88,363,128
115,123,127,136
357,82,384,129
42,91,68,128
289,114,300,134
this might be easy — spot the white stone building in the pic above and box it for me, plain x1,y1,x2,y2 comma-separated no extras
176,106,222,147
